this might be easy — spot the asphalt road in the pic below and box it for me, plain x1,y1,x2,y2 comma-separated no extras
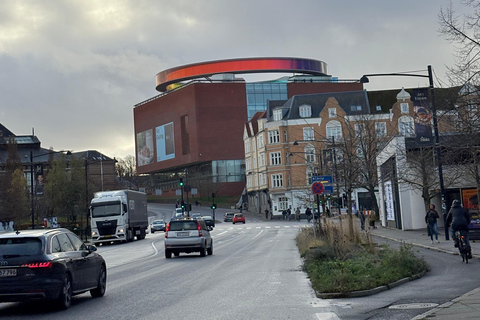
1,204,479,319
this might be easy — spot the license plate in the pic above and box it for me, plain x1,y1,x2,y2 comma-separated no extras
0,269,17,277
177,232,189,237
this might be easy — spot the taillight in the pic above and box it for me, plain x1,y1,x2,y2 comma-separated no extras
22,262,52,268
165,223,170,238
198,223,203,236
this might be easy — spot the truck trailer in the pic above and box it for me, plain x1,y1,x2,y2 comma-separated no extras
90,190,148,245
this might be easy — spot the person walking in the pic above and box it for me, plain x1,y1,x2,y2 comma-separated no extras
295,207,300,221
425,204,440,244
265,209,269,220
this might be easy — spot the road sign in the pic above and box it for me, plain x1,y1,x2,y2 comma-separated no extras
312,175,333,184
322,186,334,194
312,182,324,194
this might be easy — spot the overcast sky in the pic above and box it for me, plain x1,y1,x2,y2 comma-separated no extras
0,0,465,159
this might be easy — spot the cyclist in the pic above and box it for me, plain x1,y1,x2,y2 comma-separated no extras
446,199,472,259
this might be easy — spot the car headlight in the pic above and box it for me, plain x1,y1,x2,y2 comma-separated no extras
118,228,124,233
92,231,97,236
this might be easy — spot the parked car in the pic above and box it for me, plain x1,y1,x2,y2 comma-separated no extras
0,228,106,309
232,213,245,224
151,220,166,233
164,219,213,258
224,212,236,222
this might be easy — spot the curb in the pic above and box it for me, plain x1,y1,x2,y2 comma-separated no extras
316,270,427,299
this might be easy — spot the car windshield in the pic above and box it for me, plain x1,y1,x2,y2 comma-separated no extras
169,221,198,231
91,202,122,218
0,237,43,257
153,221,164,225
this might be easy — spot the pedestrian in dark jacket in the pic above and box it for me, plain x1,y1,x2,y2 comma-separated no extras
425,204,440,243
446,199,472,256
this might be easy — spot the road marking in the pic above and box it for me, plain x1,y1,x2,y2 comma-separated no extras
315,312,341,319
252,230,264,240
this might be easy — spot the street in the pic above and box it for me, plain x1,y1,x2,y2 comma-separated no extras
1,204,480,319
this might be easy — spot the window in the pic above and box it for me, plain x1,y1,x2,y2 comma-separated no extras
273,109,283,121
306,169,314,185
350,105,362,111
272,174,283,187
278,196,288,210
270,152,281,166
305,146,315,163
56,233,75,252
356,145,364,158
245,141,250,153
326,120,342,140
328,108,337,118
375,122,387,137
268,130,280,144
257,135,264,148
398,116,414,136
401,103,409,114
303,127,314,140
259,154,265,167
354,123,365,137
66,233,87,251
284,130,288,142
299,105,312,117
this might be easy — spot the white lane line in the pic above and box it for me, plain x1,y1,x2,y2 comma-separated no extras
252,229,264,240
316,312,341,319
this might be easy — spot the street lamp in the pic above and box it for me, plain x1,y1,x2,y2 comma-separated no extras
29,150,71,229
361,65,447,238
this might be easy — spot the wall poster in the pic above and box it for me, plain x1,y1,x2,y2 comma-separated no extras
156,122,175,162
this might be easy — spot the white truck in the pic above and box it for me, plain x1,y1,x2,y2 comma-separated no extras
90,190,148,245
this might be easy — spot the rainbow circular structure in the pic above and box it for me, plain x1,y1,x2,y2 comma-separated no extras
155,57,328,92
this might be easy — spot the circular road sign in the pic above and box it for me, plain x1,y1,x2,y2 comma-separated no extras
312,182,324,194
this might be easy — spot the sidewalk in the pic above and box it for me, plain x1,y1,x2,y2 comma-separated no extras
368,226,480,320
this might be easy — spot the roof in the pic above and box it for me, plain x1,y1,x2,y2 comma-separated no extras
268,90,371,120
72,150,115,162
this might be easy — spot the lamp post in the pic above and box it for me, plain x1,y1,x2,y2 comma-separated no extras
361,65,447,239
29,150,71,229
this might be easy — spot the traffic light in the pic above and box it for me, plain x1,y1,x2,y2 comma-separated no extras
181,200,185,208
211,203,217,210
179,178,184,186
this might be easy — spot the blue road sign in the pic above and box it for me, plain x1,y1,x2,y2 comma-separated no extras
312,175,333,184
322,186,334,194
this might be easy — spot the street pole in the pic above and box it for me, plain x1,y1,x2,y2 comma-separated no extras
30,151,35,229
428,65,449,240
332,136,341,216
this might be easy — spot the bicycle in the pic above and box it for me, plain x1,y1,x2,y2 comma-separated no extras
454,230,470,263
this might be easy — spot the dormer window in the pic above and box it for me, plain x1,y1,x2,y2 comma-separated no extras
273,109,282,121
299,105,312,117
328,108,337,118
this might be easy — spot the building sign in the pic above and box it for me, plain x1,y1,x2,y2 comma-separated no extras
156,122,175,162
137,129,154,166
412,88,433,145
463,189,480,231
385,181,395,221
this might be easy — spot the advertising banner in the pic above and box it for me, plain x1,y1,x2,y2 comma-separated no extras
156,122,175,162
137,129,154,166
385,181,395,221
412,88,433,145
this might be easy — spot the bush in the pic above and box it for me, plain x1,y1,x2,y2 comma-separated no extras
297,218,429,294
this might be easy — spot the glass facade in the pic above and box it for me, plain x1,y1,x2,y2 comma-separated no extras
246,83,288,119
212,160,245,182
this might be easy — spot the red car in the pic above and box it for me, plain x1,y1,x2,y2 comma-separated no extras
232,213,245,224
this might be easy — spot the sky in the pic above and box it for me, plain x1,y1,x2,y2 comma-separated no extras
0,0,467,160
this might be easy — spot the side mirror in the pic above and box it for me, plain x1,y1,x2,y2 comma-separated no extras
87,245,97,253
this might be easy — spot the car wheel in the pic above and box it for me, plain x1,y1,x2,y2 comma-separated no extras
57,273,72,310
207,242,213,255
174,252,180,257
200,246,207,257
243,221,245,224
165,250,172,259
90,265,107,298
151,229,155,233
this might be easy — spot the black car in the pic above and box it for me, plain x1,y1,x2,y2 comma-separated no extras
0,228,106,309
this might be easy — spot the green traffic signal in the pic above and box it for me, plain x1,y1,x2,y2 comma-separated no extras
211,203,216,210
179,178,184,186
